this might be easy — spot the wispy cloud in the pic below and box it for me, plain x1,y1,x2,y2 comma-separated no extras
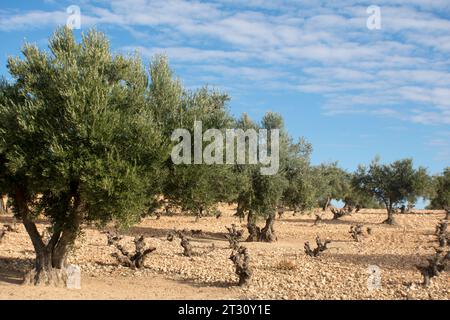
1,0,450,125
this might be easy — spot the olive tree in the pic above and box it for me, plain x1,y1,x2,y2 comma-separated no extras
311,163,349,211
0,28,166,285
281,138,315,214
352,158,428,225
427,167,450,219
234,112,288,242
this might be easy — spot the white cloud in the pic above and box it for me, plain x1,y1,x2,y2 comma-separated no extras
1,0,450,126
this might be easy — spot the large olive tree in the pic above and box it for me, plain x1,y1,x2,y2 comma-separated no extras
0,28,166,285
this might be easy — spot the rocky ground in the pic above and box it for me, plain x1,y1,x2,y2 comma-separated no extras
0,206,449,300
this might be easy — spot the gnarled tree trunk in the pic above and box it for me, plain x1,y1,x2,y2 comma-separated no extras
382,203,396,225
0,194,8,214
259,213,277,242
14,185,83,286
246,211,260,242
322,197,331,211
246,211,277,243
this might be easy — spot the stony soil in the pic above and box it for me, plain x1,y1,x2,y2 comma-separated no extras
0,206,449,300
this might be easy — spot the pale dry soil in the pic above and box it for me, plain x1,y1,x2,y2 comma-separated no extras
0,206,449,300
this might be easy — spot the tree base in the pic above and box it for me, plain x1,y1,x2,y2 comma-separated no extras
23,267,67,287
246,223,277,242
258,228,277,242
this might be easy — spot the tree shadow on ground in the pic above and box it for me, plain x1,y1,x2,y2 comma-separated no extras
0,256,33,285
285,218,369,226
327,252,428,271
104,226,229,242
175,277,236,289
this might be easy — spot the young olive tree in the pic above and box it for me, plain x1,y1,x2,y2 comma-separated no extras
427,167,450,219
352,158,428,225
0,28,166,285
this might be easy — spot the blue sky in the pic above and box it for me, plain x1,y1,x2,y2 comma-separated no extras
0,0,449,178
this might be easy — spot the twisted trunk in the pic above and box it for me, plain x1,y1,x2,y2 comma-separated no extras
246,211,260,242
322,197,331,211
246,211,277,243
259,213,277,242
0,194,8,213
382,202,396,225
14,185,83,286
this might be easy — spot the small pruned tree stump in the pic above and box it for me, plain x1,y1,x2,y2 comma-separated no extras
191,229,203,237
435,220,448,247
166,231,175,242
313,214,323,226
3,224,18,233
226,224,244,250
108,234,156,269
167,230,193,257
416,249,450,287
349,224,364,242
230,246,251,286
304,236,331,257
106,231,123,245
180,235,192,257
330,205,352,220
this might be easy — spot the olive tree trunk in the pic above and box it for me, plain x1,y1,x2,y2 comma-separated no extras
0,194,8,213
246,211,277,243
322,197,331,211
246,211,260,242
14,186,83,286
382,202,396,225
259,213,277,242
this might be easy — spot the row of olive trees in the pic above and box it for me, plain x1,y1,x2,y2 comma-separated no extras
0,27,448,286
0,27,301,285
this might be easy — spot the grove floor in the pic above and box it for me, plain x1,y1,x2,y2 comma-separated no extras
0,206,449,300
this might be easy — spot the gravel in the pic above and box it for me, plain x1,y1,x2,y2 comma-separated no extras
0,207,448,300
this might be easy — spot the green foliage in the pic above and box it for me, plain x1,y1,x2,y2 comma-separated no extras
151,57,238,216
234,112,289,220
281,138,315,212
310,163,349,208
352,158,428,213
427,167,450,210
0,27,166,230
